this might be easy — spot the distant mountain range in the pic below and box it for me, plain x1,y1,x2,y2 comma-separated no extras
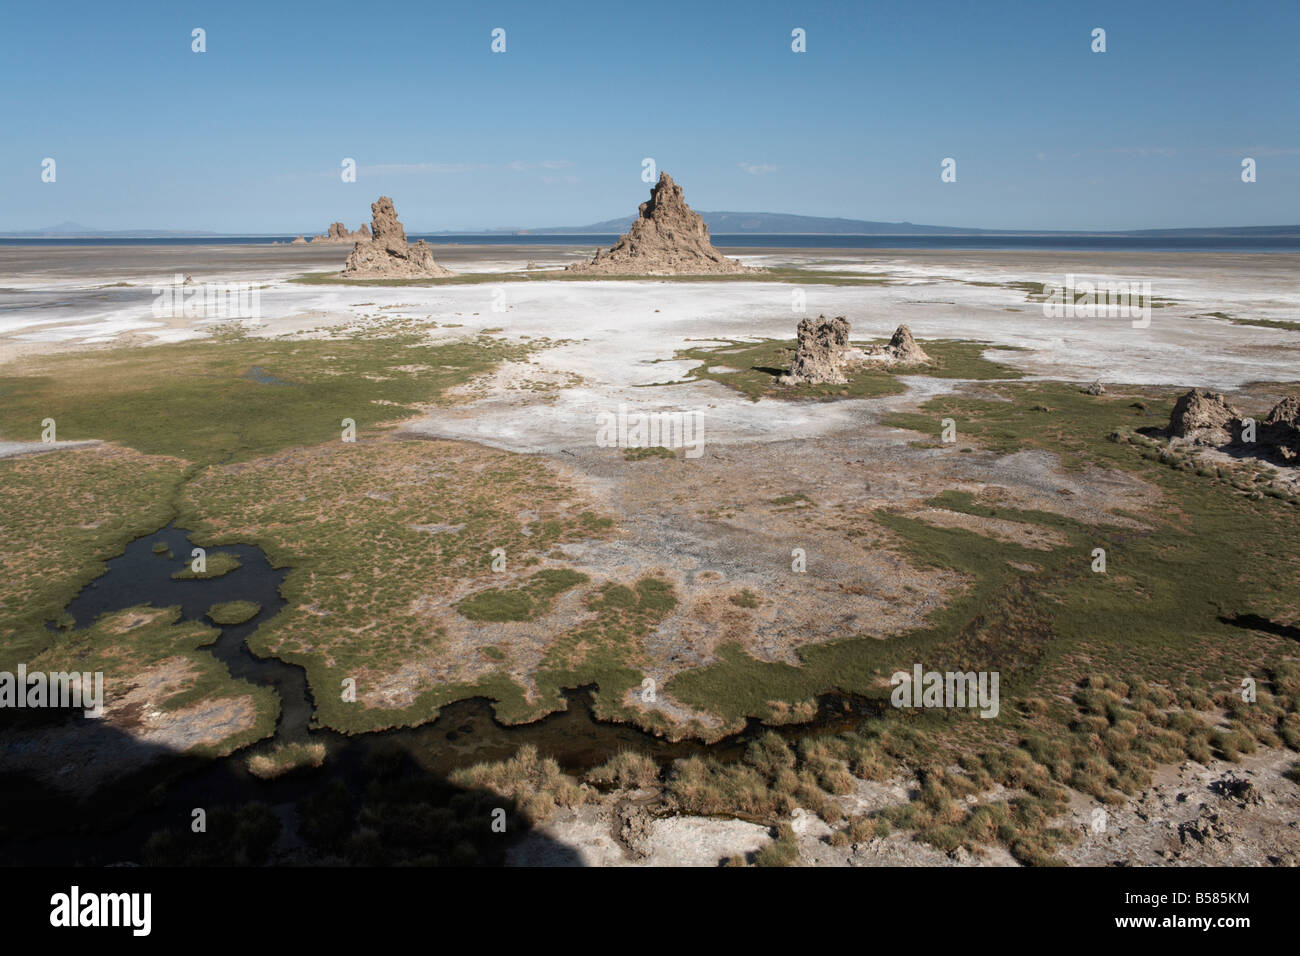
0,221,223,238
4,215,1299,239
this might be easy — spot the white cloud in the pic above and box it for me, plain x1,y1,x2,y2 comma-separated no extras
359,162,485,175
510,160,574,171
739,162,780,176
1099,147,1177,158
353,160,576,176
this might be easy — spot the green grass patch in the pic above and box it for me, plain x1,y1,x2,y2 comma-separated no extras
207,600,261,626
982,279,1176,309
654,337,1023,402
172,551,241,580
623,445,677,461
170,440,620,733
1199,311,1300,332
0,331,529,466
0,446,186,664
883,381,1168,468
668,381,1300,743
528,576,682,728
455,568,589,622
771,492,813,507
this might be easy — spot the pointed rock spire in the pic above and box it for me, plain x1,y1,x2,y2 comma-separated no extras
567,172,748,275
341,197,453,278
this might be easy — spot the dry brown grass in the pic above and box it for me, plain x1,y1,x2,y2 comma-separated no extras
450,744,592,824
246,741,327,779
585,750,661,790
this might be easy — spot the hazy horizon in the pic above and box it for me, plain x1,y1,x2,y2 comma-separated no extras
8,214,1300,238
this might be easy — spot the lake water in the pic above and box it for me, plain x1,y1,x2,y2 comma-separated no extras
3,234,1299,253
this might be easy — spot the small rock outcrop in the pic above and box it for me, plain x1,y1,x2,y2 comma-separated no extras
566,172,748,275
291,235,307,245
614,802,654,859
341,197,452,279
1168,388,1242,446
886,325,930,364
781,315,851,385
1263,395,1300,429
1083,380,1107,396
1261,395,1300,463
1164,389,1300,465
312,221,372,243
855,324,932,366
778,319,932,386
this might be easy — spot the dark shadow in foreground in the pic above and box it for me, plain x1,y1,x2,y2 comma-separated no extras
0,708,584,867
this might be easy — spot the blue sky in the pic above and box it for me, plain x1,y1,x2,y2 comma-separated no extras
2,0,1296,232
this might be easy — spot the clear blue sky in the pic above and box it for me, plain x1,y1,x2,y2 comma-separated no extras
2,0,1296,232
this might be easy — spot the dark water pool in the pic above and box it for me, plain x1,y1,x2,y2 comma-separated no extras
3,523,882,863
62,522,314,740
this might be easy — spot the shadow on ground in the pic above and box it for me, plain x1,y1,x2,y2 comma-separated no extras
0,707,583,867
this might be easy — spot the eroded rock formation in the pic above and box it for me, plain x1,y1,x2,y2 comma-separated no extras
781,315,851,385
1168,388,1242,446
885,325,930,364
778,319,934,386
312,221,372,243
1263,395,1300,430
566,172,748,275
341,197,452,279
1165,389,1298,463
1261,395,1300,463
854,324,932,366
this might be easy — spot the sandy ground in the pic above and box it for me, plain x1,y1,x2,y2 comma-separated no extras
518,437,1161,733
5,244,1297,458
0,439,99,460
3,245,1297,386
